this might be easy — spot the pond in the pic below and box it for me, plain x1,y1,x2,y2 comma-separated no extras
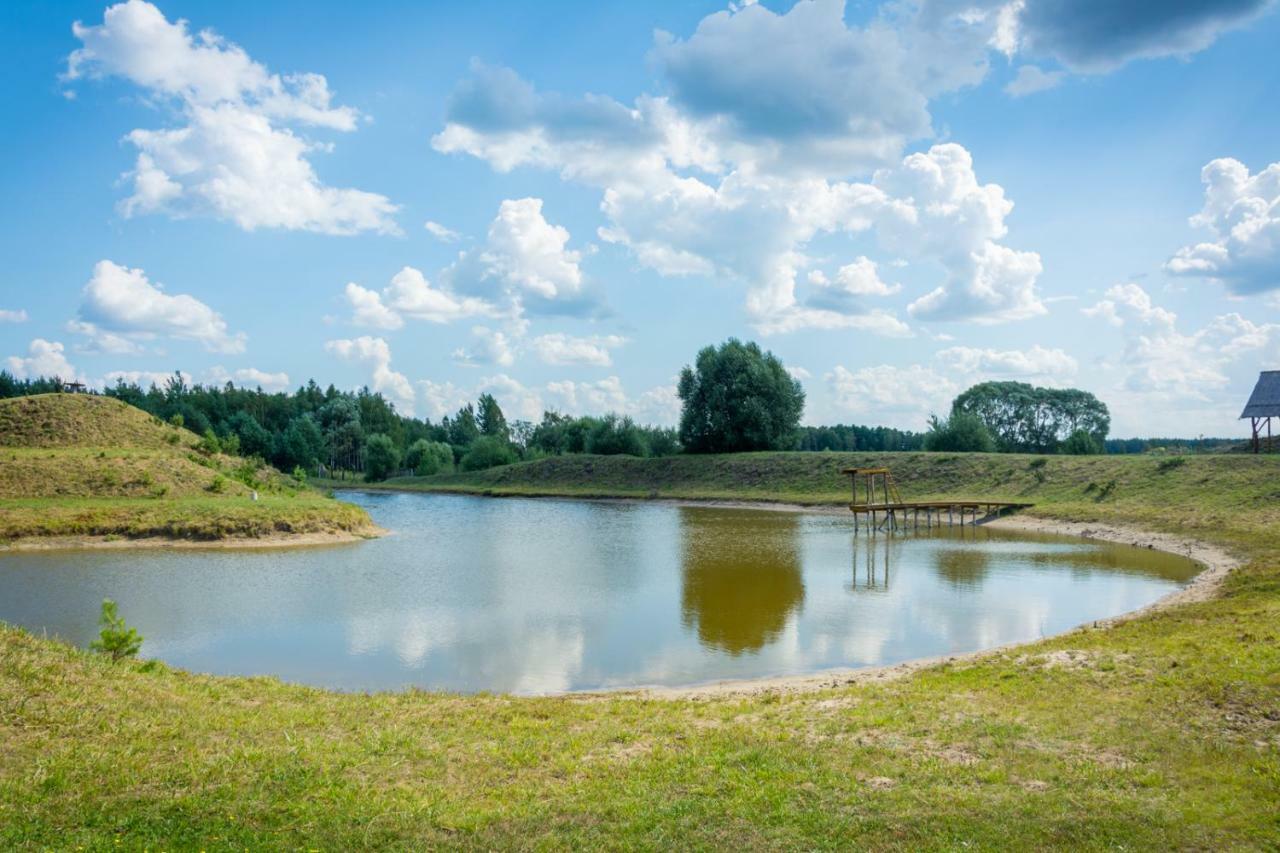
0,492,1200,694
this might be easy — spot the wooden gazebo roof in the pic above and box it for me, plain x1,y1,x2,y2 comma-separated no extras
1240,370,1280,419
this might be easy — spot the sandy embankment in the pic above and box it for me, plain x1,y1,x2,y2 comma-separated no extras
0,527,387,553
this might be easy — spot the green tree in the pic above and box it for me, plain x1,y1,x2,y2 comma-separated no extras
363,433,401,482
448,403,481,448
277,415,325,470
951,381,1110,453
405,439,454,475
923,412,997,453
1059,428,1103,455
476,393,510,442
677,339,804,453
89,599,143,662
229,410,272,459
460,435,517,471
585,414,648,456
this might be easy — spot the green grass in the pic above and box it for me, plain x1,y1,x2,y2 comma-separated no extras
2,449,1278,847
0,394,375,542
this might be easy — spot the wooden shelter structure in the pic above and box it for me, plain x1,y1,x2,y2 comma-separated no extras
1241,370,1280,454
843,466,1032,532
62,381,87,394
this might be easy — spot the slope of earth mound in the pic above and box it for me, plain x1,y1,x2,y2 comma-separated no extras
0,394,377,545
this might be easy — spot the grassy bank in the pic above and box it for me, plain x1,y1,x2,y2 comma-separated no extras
335,450,1280,550
0,394,376,543
3,449,1279,847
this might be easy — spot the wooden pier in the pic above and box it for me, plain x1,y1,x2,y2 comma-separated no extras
844,467,1032,532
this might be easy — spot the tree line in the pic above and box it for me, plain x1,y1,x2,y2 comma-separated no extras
0,339,1131,483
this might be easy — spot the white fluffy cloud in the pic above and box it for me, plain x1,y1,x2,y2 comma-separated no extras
324,336,415,414
1082,282,1278,398
206,365,291,391
1166,157,1280,294
452,326,518,367
104,369,193,389
75,260,245,354
528,333,627,367
424,220,462,242
935,344,1077,378
344,266,495,329
67,0,397,234
436,15,1042,332
417,373,679,426
823,342,1079,428
5,339,83,382
345,282,404,330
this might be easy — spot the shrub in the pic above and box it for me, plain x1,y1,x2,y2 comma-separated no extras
364,433,401,482
585,414,648,456
168,414,184,429
405,439,454,476
197,428,221,455
460,435,518,471
89,599,143,662
207,475,227,493
1059,428,1103,455
923,412,996,453
165,432,180,446
1157,456,1188,472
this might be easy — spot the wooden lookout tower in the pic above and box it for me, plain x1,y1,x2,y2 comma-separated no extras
1241,370,1280,453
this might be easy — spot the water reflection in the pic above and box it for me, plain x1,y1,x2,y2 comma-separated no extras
932,547,992,589
849,532,892,592
679,508,805,655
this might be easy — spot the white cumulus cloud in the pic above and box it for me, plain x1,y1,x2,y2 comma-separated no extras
75,260,245,353
66,0,397,235
5,339,84,382
1166,157,1280,294
324,336,414,414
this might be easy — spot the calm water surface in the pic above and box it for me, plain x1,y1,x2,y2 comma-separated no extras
0,492,1199,693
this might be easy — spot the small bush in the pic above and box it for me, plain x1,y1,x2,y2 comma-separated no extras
405,439,454,476
1028,458,1048,470
1157,456,1187,472
89,599,142,662
197,428,221,455
165,432,180,445
292,465,307,484
1059,429,1103,455
1097,479,1117,500
168,414,184,429
460,436,518,471
207,475,227,493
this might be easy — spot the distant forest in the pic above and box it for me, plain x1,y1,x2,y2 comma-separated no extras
0,371,1242,478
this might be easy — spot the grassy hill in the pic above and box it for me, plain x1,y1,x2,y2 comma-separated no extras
350,450,1280,550
0,394,374,543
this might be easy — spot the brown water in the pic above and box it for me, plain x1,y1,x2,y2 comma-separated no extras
0,492,1200,694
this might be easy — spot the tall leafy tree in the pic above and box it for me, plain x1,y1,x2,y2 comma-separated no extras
476,393,510,442
950,381,1110,453
677,339,804,453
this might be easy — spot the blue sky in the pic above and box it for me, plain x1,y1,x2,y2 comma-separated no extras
2,0,1279,436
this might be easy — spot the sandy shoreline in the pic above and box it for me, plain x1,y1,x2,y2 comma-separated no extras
611,513,1241,700
0,527,386,553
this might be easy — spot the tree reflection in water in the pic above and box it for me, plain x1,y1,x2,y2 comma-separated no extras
678,507,805,656
932,543,992,589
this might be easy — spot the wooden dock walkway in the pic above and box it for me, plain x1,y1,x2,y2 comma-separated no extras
843,467,1032,532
